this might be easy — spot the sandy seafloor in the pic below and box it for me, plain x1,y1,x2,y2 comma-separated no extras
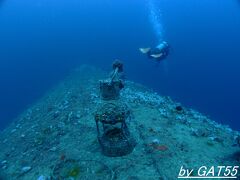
0,65,239,180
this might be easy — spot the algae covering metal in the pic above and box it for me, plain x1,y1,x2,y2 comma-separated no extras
0,65,239,179
96,61,136,157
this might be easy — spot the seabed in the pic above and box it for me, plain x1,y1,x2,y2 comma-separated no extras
0,65,239,180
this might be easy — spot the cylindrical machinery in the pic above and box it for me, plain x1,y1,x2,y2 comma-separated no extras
95,61,136,157
99,79,124,100
99,60,124,100
95,102,136,157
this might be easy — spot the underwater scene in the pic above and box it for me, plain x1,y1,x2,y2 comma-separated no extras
0,0,240,179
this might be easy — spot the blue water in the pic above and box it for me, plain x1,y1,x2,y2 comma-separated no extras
0,0,240,130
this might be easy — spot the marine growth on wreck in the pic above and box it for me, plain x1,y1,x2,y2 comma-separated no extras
0,64,239,180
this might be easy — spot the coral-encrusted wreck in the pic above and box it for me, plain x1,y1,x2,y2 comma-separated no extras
0,65,239,180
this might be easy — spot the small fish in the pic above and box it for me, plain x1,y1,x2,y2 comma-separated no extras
148,143,169,151
154,145,168,151
60,154,66,161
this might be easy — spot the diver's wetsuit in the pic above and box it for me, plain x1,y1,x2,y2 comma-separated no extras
147,41,170,61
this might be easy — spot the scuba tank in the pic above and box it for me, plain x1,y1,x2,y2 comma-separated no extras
156,41,169,52
149,41,169,59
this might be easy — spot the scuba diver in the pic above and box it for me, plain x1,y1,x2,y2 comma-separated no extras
139,41,170,62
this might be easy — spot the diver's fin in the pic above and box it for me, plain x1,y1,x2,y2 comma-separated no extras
139,48,151,54
150,53,163,58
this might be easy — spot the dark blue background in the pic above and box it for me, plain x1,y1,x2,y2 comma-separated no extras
0,0,239,130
